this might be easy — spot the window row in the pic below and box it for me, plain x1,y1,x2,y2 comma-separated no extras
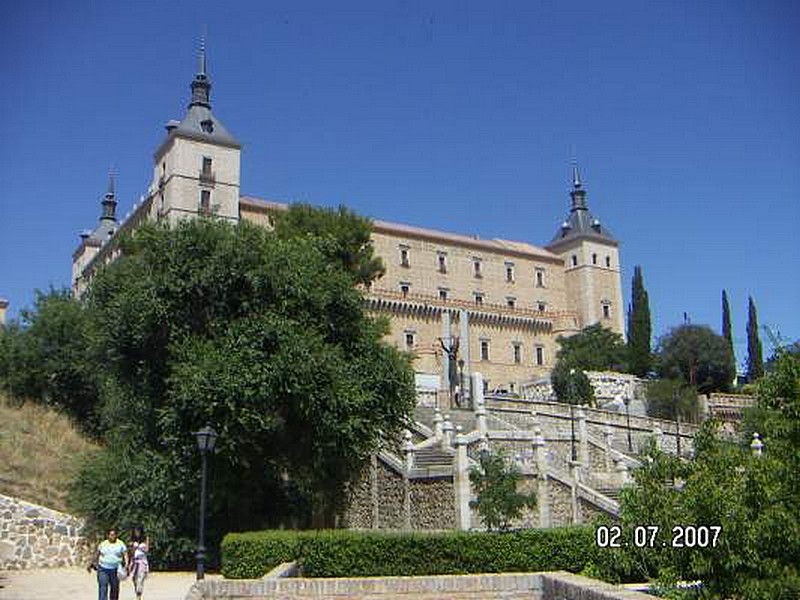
402,333,545,366
571,253,613,268
399,246,548,287
398,282,547,311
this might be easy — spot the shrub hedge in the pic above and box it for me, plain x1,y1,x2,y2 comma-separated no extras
221,527,621,579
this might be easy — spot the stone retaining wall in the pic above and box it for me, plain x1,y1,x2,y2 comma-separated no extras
0,493,91,569
185,570,653,599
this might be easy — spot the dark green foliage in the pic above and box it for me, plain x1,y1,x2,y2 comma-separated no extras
0,288,99,434
273,203,385,285
644,379,698,422
721,290,734,371
654,325,735,394
550,363,595,406
618,352,800,598
468,451,536,531
220,527,620,579
555,323,628,373
746,296,764,382
69,212,416,566
626,266,652,377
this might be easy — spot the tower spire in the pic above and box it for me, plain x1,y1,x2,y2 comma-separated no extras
570,160,587,211
189,32,212,109
101,169,117,221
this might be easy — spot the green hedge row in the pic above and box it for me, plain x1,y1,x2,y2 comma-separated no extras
221,527,618,579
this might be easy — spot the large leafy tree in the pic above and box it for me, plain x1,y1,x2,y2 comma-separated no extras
746,296,764,382
617,351,800,598
469,450,535,531
555,323,628,373
0,288,98,433
654,324,735,394
70,214,415,565
626,266,652,377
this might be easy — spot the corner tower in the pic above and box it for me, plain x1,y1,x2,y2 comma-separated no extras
151,38,241,225
546,165,625,335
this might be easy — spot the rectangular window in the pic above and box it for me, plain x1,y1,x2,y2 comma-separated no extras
439,288,448,301
405,331,415,349
537,301,546,312
474,292,484,306
603,304,611,319
507,297,516,309
605,255,611,268
202,156,213,174
199,190,211,213
437,253,447,273
513,343,521,364
535,346,544,366
399,246,410,267
571,255,578,267
536,269,545,288
480,340,490,361
473,258,482,278
400,282,410,297
592,253,597,265
505,262,515,283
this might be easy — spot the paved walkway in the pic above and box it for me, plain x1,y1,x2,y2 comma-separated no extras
0,568,219,600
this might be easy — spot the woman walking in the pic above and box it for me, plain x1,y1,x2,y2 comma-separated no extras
128,526,150,600
87,528,127,600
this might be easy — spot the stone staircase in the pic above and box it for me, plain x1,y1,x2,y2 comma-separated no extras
413,447,454,469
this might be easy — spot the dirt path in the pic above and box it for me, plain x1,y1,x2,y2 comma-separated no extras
0,567,220,600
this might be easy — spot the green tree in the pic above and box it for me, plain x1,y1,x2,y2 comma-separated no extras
550,363,595,406
746,296,764,382
273,203,385,285
555,323,628,372
721,290,734,370
644,378,698,422
469,450,535,531
0,288,98,433
626,266,652,377
618,351,800,598
655,325,735,394
70,215,415,565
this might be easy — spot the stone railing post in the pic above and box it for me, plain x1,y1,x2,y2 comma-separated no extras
603,425,614,472
615,459,630,487
652,425,663,452
402,431,413,530
472,372,485,407
475,403,488,439
532,426,550,528
442,416,454,449
454,433,471,530
750,432,764,457
433,408,444,439
577,406,589,469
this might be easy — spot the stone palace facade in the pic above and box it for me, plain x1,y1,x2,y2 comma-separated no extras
72,45,625,399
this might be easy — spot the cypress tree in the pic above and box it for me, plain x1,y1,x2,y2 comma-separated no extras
721,290,736,374
746,296,764,381
627,265,652,377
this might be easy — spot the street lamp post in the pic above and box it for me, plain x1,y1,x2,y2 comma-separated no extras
569,369,577,462
623,395,633,452
195,425,218,581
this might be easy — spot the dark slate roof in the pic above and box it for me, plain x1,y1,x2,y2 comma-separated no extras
548,205,617,248
547,170,617,248
88,217,117,243
169,104,240,149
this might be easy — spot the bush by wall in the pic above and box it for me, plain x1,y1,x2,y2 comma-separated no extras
221,527,626,580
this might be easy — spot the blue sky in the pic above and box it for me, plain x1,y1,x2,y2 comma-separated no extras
1,0,798,369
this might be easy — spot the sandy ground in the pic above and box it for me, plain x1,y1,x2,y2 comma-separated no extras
0,567,220,600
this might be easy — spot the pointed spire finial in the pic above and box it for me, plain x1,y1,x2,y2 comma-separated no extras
106,167,116,197
571,159,582,189
199,29,207,76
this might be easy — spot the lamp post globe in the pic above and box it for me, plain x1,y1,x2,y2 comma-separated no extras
194,425,218,581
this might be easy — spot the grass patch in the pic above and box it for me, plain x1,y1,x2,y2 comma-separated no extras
0,394,97,512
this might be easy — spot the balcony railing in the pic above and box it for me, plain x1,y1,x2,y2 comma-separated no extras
199,170,216,185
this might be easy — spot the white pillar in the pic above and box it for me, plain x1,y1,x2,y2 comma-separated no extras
454,433,471,530
603,425,614,472
652,425,663,452
472,372,484,407
532,426,550,528
442,416,454,449
433,408,444,438
577,406,589,468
